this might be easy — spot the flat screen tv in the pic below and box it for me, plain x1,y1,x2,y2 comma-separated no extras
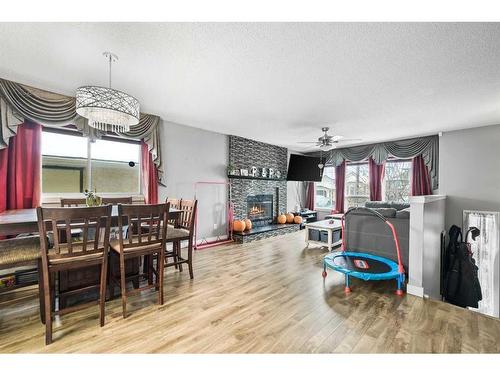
287,154,323,182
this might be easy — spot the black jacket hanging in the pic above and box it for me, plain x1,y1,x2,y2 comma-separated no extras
443,225,482,308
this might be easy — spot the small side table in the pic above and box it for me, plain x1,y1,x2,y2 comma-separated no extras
324,213,344,221
305,219,342,251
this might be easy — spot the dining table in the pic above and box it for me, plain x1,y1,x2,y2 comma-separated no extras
0,205,183,320
0,206,183,236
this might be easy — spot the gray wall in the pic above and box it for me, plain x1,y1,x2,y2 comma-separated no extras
439,124,500,229
158,120,228,242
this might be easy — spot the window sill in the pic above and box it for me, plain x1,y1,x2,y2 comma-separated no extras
42,193,145,205
314,208,334,213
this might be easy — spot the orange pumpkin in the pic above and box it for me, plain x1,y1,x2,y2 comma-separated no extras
233,220,246,232
286,213,295,223
244,219,252,231
277,214,287,224
293,216,303,224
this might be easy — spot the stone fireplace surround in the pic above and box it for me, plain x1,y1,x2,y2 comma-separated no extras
228,136,299,243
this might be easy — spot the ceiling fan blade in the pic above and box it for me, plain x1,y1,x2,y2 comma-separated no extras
335,138,362,142
297,141,320,144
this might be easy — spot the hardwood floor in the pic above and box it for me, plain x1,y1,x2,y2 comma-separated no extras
1,230,499,353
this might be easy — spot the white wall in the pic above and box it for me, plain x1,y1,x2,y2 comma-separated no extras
439,124,500,229
158,120,228,242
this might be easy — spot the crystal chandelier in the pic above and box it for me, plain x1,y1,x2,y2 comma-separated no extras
76,52,140,133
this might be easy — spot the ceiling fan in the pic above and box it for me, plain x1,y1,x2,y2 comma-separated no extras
298,127,362,169
298,127,362,150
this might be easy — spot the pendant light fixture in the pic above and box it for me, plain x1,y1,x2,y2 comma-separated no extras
76,52,140,133
318,150,325,170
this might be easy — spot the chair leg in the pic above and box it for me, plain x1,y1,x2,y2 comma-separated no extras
173,242,178,270
177,241,183,272
188,239,194,280
147,255,154,285
37,259,45,324
158,251,165,305
108,259,115,301
99,256,108,327
43,269,53,345
119,254,127,319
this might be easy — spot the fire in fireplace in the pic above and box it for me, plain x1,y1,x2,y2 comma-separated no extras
246,194,273,226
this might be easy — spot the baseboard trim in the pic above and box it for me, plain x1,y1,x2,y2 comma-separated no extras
407,284,424,298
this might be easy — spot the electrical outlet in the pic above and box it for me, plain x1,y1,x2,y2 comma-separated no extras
213,223,218,230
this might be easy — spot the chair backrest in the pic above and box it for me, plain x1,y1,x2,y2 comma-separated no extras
60,198,87,207
101,197,133,205
36,205,112,263
178,199,197,233
166,198,181,210
116,203,170,251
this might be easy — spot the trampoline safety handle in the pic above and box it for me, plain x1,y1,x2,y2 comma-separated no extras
386,220,405,274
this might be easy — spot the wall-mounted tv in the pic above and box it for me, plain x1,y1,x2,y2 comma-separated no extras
287,154,323,182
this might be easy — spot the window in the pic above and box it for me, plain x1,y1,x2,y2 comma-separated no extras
42,132,88,193
315,166,335,209
91,138,140,194
345,162,369,209
41,129,141,195
313,159,412,210
383,160,411,203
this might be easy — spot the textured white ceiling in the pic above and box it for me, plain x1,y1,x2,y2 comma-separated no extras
1,22,500,150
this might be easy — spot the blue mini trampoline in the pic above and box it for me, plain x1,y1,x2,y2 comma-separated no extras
322,207,406,295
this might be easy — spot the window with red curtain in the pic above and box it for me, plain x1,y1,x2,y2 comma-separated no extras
368,158,385,201
0,121,42,213
334,161,346,213
411,155,432,196
305,182,315,210
140,141,158,204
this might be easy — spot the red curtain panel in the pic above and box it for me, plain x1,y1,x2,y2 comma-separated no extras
411,155,432,196
369,157,385,201
334,161,346,213
305,181,315,210
0,121,41,213
141,141,159,204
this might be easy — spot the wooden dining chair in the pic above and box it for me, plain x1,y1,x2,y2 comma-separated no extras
59,198,89,243
166,197,181,210
37,205,112,345
165,197,182,231
165,199,197,279
108,203,169,318
101,197,133,205
60,198,87,207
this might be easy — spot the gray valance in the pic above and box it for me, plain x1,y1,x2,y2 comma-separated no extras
0,78,163,180
325,135,439,189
